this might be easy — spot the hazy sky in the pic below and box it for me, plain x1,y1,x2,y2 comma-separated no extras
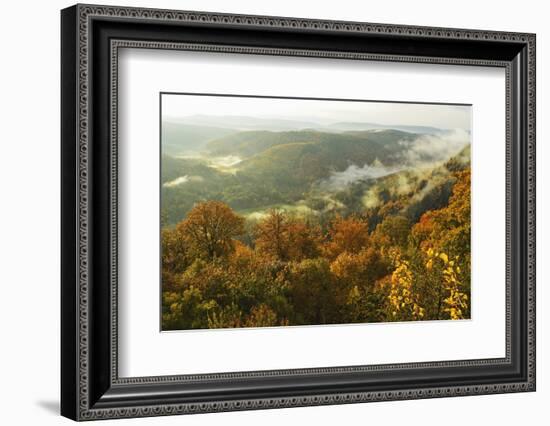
162,93,471,130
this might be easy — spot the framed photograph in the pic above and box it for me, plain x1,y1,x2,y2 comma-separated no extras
61,4,536,421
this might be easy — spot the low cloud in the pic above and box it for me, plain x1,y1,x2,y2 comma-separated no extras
320,129,469,191
362,187,382,208
210,155,242,168
163,175,204,188
401,129,470,166
321,159,403,191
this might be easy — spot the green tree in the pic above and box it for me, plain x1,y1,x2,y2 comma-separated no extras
288,258,341,324
374,215,411,248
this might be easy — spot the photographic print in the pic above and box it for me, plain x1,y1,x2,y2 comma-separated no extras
160,93,471,331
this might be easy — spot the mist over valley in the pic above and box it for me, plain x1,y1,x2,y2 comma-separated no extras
160,105,473,330
161,115,470,229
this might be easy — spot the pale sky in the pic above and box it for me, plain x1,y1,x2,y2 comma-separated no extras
162,93,471,130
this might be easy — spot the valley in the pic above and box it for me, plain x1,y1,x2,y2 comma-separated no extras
160,111,472,330
161,121,470,231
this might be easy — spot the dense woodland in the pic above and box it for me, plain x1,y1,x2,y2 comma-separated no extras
161,125,471,329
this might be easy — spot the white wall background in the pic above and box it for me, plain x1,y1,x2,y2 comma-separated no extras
0,0,546,424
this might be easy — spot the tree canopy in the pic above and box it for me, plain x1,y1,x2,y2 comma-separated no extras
177,200,245,260
162,167,471,330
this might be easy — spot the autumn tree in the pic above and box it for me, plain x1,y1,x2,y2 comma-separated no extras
255,210,321,261
254,210,289,260
323,215,370,259
177,201,245,260
244,304,280,327
330,247,391,323
162,286,209,330
330,247,390,290
207,304,243,329
286,220,322,261
386,251,425,322
161,226,189,292
426,249,468,320
377,199,405,219
411,168,470,258
387,248,469,321
373,215,411,248
410,167,471,310
161,164,473,330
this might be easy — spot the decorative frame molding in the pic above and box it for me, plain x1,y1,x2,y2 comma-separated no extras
61,4,535,421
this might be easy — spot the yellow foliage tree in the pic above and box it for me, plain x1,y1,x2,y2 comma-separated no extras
411,168,470,262
425,248,468,320
387,252,425,321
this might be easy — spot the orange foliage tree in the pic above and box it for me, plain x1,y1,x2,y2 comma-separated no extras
162,166,472,329
254,210,321,261
177,200,245,260
323,215,370,259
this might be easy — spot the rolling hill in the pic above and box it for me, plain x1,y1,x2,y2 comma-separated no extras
160,124,470,226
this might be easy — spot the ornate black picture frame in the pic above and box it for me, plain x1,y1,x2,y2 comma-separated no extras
61,4,536,421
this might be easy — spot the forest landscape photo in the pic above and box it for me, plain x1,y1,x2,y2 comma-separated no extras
160,94,472,331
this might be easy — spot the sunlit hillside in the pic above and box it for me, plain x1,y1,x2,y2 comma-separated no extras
161,120,471,330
